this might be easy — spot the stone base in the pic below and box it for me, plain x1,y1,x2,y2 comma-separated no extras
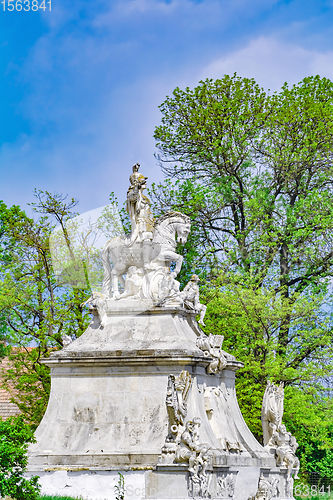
28,307,293,500
26,466,294,500
26,469,145,500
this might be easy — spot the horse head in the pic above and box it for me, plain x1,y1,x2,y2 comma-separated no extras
154,211,191,246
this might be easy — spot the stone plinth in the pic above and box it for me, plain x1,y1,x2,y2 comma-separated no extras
28,303,286,500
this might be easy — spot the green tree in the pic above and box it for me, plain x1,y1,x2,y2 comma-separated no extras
0,415,40,499
0,192,92,426
202,276,333,472
154,75,333,296
153,74,333,478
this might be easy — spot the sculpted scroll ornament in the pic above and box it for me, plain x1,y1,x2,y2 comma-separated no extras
217,473,235,498
180,275,207,326
261,381,284,447
249,474,279,500
160,373,212,498
61,334,73,348
81,292,107,327
160,371,192,461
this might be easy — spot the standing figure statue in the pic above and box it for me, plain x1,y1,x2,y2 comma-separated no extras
261,381,284,447
181,275,207,326
102,164,191,298
126,163,154,243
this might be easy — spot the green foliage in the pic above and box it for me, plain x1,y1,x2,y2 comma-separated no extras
202,278,333,444
153,74,333,294
1,347,51,428
148,179,216,286
39,497,85,499
114,472,125,500
294,495,332,500
153,74,333,478
314,450,333,481
284,390,333,483
0,192,92,426
154,74,266,176
0,416,40,499
109,192,131,235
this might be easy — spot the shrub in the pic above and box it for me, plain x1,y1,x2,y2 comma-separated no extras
0,416,40,500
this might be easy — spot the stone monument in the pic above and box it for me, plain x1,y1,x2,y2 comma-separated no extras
28,165,299,500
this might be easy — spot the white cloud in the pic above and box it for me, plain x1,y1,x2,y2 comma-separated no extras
200,36,333,91
2,0,333,216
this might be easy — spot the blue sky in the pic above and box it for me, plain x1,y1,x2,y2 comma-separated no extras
1,0,333,213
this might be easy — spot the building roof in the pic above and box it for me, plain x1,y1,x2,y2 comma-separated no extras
0,357,20,419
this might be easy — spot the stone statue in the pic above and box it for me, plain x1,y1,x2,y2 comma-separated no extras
261,381,284,447
273,424,300,479
100,165,208,332
102,206,191,299
181,275,207,326
175,417,210,495
34,161,300,500
126,163,154,243
261,382,299,480
157,268,183,307
114,265,144,300
196,333,228,374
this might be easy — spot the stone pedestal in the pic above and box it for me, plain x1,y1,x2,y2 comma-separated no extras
28,301,290,499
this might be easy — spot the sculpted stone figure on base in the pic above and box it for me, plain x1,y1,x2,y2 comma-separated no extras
181,274,207,326
126,163,154,244
273,424,300,479
261,381,299,480
101,164,210,328
175,418,211,497
196,333,229,374
102,164,191,303
114,265,144,300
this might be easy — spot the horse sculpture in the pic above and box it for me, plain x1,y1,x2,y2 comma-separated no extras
102,211,191,298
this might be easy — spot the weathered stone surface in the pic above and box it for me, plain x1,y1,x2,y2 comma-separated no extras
28,165,296,499
28,307,277,500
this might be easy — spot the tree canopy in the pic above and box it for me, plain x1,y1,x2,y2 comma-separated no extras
0,192,92,425
152,73,333,480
